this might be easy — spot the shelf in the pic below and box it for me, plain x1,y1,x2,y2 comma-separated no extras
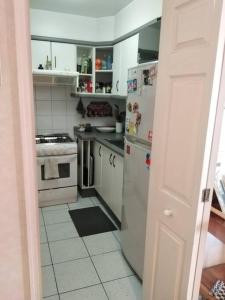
71,92,126,100
208,211,225,244
79,73,93,77
200,263,225,299
96,70,113,73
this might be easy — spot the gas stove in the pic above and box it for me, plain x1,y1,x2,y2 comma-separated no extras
36,133,73,144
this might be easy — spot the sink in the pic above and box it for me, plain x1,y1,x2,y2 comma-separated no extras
106,139,124,150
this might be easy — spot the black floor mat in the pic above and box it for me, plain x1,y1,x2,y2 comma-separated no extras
69,206,117,237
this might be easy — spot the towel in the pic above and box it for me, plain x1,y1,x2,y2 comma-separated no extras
44,158,59,180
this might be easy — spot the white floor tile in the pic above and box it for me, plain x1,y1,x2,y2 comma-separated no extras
43,210,71,225
46,222,78,242
112,230,121,244
40,226,47,244
59,285,108,300
54,258,100,293
49,238,89,264
42,204,69,212
68,198,94,210
43,295,59,300
91,197,101,206
83,232,121,256
42,266,58,298
92,251,133,282
103,276,142,300
41,243,52,266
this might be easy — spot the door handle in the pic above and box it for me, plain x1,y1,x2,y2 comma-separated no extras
112,155,116,168
55,56,57,68
163,210,173,217
98,146,102,157
116,80,119,92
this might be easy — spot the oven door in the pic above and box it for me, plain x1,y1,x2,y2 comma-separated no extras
37,154,77,190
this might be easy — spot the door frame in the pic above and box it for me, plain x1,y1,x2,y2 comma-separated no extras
192,16,225,299
2,0,42,299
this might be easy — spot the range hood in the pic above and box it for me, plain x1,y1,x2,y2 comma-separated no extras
32,69,79,86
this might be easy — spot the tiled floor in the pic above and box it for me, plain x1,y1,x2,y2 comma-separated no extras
40,196,142,300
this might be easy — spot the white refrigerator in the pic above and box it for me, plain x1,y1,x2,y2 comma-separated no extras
121,62,158,279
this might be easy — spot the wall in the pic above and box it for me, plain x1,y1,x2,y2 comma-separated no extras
30,9,115,42
30,0,163,42
114,0,163,39
34,86,126,137
203,233,225,268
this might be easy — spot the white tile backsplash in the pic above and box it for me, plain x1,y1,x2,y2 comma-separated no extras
34,86,126,136
52,115,67,130
36,115,53,130
52,101,67,115
36,86,51,100
36,101,52,115
52,86,67,100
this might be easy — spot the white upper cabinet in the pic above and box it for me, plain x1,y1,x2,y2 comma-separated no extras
112,34,139,96
51,42,77,71
120,34,139,96
31,40,51,70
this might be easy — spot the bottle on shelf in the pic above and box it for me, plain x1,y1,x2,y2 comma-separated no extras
101,55,107,70
87,56,92,74
81,54,88,74
95,58,101,70
107,55,112,70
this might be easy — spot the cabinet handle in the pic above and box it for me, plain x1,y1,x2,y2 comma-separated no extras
109,153,113,165
116,80,119,92
112,155,116,168
98,146,102,157
55,56,57,68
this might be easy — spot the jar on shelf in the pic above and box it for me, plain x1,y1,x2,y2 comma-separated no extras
95,58,101,70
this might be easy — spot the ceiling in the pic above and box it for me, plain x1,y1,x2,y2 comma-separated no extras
30,0,134,18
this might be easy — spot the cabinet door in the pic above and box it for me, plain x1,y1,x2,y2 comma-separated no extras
120,34,139,96
94,142,103,195
31,40,51,70
101,147,113,207
112,43,121,95
51,42,76,71
111,154,124,221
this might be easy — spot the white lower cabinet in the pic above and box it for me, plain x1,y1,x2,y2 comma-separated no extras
94,142,103,195
94,142,124,221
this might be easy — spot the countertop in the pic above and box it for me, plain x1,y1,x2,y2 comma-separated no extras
74,127,125,157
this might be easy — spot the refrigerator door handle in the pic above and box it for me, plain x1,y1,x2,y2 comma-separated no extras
98,145,102,157
112,155,116,168
109,153,113,165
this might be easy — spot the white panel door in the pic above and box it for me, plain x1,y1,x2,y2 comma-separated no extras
94,142,103,195
31,40,51,70
143,0,224,299
51,42,76,71
120,34,139,96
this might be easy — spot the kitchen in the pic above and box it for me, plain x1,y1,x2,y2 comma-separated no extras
32,0,161,299
2,0,225,299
